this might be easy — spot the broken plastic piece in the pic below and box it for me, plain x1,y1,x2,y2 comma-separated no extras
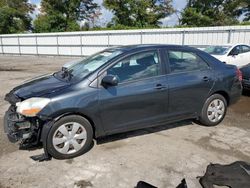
30,153,52,162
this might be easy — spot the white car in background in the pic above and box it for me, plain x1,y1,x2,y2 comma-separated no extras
204,44,250,67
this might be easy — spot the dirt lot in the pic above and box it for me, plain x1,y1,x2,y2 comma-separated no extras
0,55,249,188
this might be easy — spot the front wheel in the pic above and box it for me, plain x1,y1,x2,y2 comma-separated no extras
46,115,93,159
198,94,227,126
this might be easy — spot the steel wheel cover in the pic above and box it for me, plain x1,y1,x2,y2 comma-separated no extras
207,99,225,123
52,122,87,154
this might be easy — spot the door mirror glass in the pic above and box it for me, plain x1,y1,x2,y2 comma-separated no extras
101,75,119,87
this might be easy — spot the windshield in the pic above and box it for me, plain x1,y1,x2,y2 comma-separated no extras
56,50,122,82
204,46,231,55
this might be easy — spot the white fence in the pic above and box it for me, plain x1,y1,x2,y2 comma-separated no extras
0,25,250,56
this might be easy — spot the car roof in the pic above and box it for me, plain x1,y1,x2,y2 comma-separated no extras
106,44,196,52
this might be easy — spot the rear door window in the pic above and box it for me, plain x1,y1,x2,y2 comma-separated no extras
242,45,250,53
166,50,209,73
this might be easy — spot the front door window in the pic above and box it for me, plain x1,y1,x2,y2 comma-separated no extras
107,51,160,83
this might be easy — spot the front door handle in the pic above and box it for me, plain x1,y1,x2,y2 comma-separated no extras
203,76,210,82
154,84,166,90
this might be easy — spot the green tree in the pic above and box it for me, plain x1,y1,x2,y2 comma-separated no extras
34,0,100,33
0,0,34,34
104,0,174,28
33,14,81,33
180,8,212,27
181,0,240,26
238,0,250,21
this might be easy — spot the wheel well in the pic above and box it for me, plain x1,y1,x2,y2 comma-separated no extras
212,91,230,105
54,112,96,138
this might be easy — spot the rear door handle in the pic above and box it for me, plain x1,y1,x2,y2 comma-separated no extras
154,84,166,90
203,76,210,82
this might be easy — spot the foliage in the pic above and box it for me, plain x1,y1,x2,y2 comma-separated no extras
103,0,174,28
0,0,34,34
33,14,81,33
239,21,250,25
33,0,100,33
238,0,250,21
180,0,240,26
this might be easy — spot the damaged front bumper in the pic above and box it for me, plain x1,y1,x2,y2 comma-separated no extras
4,105,53,161
4,91,41,145
4,103,54,161
4,106,31,143
4,91,53,161
4,105,42,148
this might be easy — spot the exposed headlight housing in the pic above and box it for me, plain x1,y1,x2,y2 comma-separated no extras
16,97,51,117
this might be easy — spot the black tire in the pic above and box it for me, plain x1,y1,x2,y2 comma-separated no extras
47,115,93,159
198,94,227,126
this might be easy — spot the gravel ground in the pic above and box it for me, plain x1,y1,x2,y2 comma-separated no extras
0,55,249,188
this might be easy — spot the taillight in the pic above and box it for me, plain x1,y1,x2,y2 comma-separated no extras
236,68,242,81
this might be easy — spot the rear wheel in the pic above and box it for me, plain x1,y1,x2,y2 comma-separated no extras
47,115,93,159
198,94,227,126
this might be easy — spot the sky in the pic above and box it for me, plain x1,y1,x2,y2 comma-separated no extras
30,0,187,27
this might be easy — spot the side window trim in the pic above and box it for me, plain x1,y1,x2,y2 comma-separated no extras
162,48,171,74
239,45,243,54
159,48,170,74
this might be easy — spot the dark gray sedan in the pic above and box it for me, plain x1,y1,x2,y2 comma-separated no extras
4,45,242,159
240,64,250,90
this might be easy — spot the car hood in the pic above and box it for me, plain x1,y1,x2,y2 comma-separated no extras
5,74,70,103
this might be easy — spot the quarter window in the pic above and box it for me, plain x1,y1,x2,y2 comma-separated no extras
167,50,209,73
107,51,160,83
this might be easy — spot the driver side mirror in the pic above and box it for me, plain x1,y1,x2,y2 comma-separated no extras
101,75,119,87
